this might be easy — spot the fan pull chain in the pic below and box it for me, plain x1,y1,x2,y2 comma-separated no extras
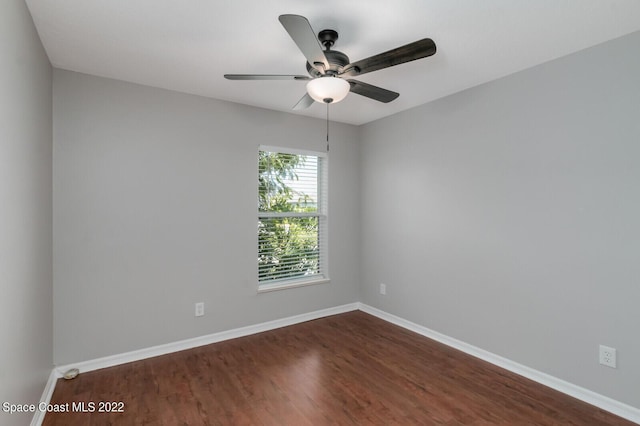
326,102,330,152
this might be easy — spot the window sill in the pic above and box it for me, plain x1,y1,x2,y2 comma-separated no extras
257,277,330,293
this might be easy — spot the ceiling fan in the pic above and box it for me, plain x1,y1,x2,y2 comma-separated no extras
224,14,437,110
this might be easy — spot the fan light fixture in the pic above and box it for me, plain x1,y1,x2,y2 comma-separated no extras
306,76,350,104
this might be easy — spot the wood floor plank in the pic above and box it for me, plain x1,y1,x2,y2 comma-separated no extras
43,311,634,425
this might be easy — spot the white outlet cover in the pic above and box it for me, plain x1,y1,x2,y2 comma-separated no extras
195,302,204,317
599,345,617,368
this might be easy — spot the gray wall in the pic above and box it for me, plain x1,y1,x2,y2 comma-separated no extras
53,70,360,364
360,31,640,408
0,0,53,424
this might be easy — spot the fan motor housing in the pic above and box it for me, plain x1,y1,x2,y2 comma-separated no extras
307,29,350,77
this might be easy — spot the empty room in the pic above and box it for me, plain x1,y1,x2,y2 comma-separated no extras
2,0,639,424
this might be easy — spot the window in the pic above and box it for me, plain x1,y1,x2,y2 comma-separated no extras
258,146,328,291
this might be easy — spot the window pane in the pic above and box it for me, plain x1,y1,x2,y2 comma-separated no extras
258,216,320,282
257,147,327,287
259,151,318,213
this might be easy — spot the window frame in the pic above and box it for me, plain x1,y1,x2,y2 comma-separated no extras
257,145,329,292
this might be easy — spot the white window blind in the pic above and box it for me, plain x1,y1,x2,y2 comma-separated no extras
258,147,328,289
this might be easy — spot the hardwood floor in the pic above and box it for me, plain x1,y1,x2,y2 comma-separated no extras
43,311,633,425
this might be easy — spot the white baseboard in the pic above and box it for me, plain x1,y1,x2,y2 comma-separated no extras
54,302,359,377
30,369,59,426
357,303,640,424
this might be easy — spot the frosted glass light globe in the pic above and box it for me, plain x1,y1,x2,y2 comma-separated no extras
306,77,350,104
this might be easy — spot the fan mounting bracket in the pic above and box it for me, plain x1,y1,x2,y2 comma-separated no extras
318,29,339,49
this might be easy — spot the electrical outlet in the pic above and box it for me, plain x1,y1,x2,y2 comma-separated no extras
599,345,617,368
380,283,386,295
195,302,204,317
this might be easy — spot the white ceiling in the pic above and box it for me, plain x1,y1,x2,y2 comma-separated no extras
26,0,640,125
